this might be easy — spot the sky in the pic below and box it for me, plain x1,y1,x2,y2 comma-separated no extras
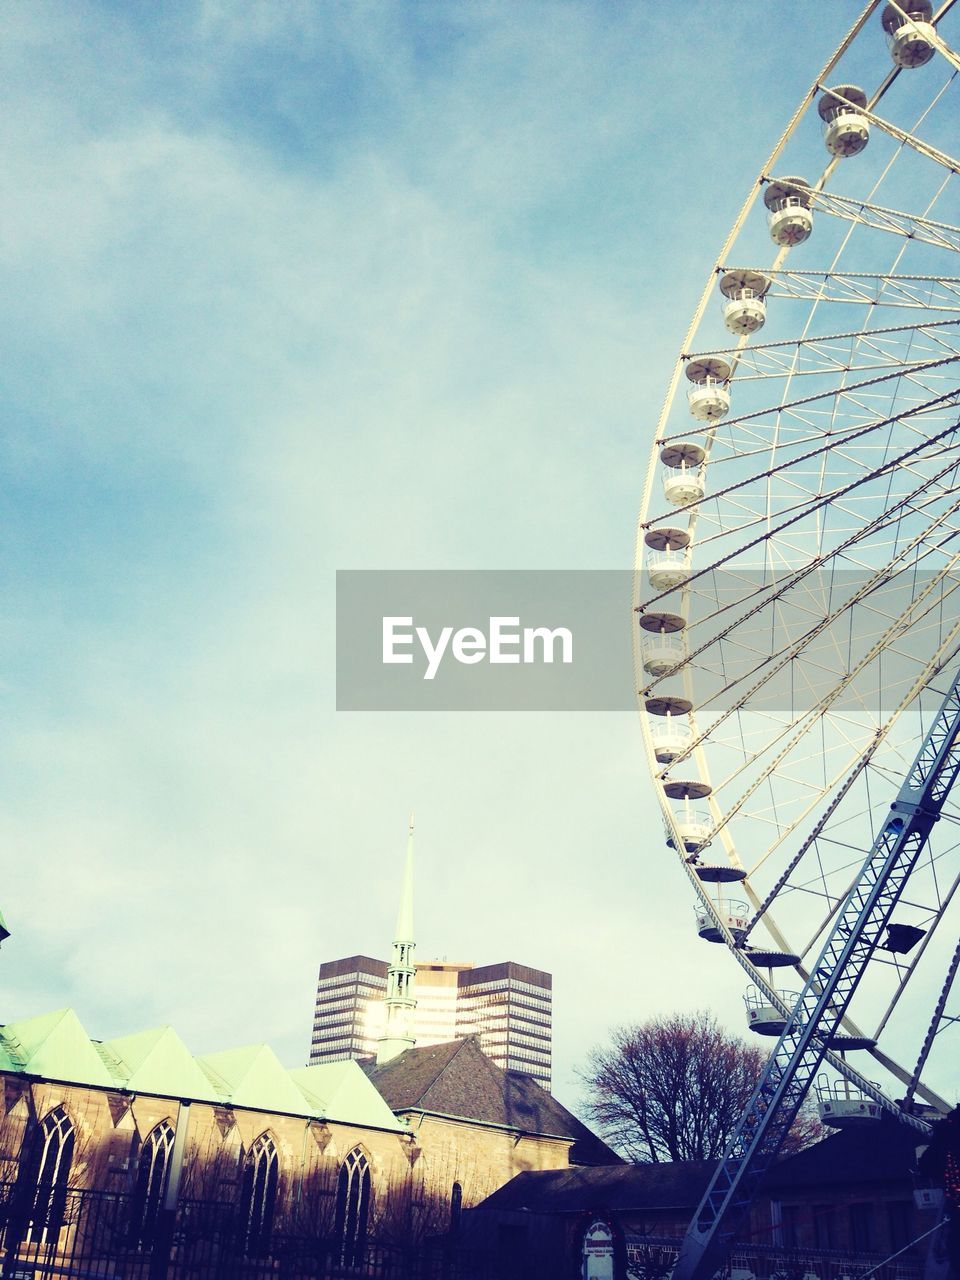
0,1,882,1115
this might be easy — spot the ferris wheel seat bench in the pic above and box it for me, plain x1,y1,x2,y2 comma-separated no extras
743,985,799,1036
694,899,749,943
882,1,937,66
818,85,870,157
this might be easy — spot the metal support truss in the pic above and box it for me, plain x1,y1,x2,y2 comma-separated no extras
671,664,960,1280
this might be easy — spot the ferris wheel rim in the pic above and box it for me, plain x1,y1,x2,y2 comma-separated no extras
635,0,960,1120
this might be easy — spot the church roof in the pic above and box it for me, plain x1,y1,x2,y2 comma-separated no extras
1,1009,115,1088
100,1026,221,1101
0,1008,404,1133
290,1062,403,1131
479,1161,712,1213
762,1112,919,1191
197,1044,316,1115
477,1115,920,1214
362,1036,621,1166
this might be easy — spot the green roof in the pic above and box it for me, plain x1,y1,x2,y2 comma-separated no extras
2,1010,114,1088
102,1027,221,1103
197,1045,316,1115
290,1062,406,1131
0,1008,403,1132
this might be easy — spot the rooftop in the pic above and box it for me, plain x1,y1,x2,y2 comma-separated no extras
0,1007,403,1132
363,1036,619,1166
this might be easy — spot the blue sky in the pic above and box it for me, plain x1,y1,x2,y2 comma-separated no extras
0,2,866,1110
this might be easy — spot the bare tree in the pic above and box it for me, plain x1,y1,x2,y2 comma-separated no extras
580,1011,822,1163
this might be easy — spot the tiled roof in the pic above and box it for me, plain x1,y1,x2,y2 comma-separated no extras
0,1008,404,1133
478,1162,712,1212
477,1114,920,1212
363,1036,621,1166
763,1113,919,1190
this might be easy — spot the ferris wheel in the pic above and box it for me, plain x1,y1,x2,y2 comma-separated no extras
635,0,960,1176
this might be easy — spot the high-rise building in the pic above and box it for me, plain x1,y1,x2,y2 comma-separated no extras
453,960,553,1084
310,957,553,1087
308,824,553,1086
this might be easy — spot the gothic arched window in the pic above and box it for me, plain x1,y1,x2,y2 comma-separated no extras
239,1132,279,1256
450,1181,463,1232
130,1120,174,1246
16,1106,75,1245
334,1147,371,1268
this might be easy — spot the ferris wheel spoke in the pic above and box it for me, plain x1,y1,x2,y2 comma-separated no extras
657,359,960,453
639,7,960,1198
688,576,960,891
798,182,960,252
754,268,960,311
817,80,960,172
904,932,960,1104
688,316,960,384
642,413,960,615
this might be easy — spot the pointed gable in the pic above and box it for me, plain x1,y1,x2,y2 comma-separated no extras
101,1026,220,1102
289,1061,404,1132
197,1044,309,1114
364,1037,621,1166
1,1009,115,1088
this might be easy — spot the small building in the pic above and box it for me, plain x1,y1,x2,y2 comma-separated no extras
467,1113,936,1275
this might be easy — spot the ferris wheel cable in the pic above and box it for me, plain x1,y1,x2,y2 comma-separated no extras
676,834,949,1116
903,931,960,1104
679,591,960,892
642,396,960,568
688,315,960,363
691,463,960,547
673,678,960,1276
631,0,882,584
697,327,960,368
798,182,960,253
662,543,960,722
643,510,960,742
871,868,960,1040
815,81,960,173
759,272,960,304
655,356,960,455
759,270,960,310
684,566,960,860
743,738,883,931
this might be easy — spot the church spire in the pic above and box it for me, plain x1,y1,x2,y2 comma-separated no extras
377,814,417,1064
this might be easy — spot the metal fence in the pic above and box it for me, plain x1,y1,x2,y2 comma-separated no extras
624,1235,925,1280
0,1186,932,1280
0,1184,494,1280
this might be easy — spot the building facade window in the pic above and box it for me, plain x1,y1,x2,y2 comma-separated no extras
16,1105,75,1246
130,1120,174,1247
239,1132,279,1257
450,1181,462,1233
334,1147,371,1268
